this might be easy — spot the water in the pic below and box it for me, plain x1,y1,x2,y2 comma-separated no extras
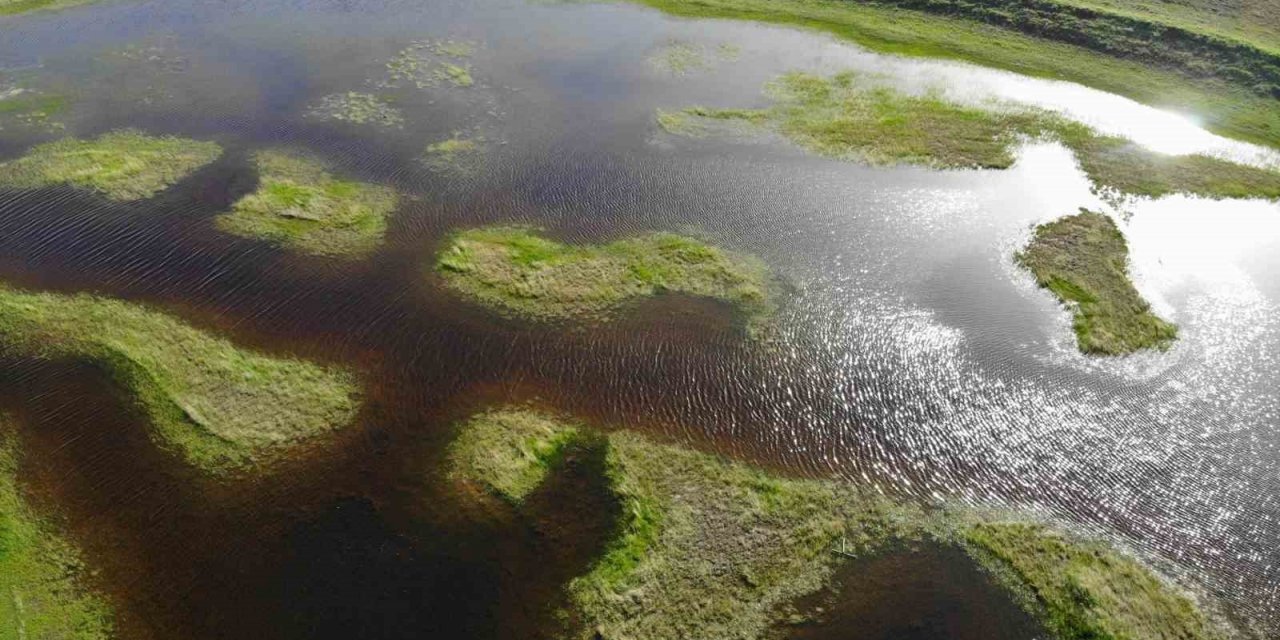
2,0,1280,636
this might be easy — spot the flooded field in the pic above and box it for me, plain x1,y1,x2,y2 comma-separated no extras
2,0,1280,637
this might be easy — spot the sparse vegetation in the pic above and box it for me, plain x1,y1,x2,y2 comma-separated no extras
1016,210,1177,355
435,226,773,326
0,90,68,132
379,39,478,90
0,422,114,640
421,133,485,175
0,0,96,16
0,286,361,474
0,129,220,201
446,409,583,503
216,150,398,257
965,520,1226,640
307,92,405,128
648,40,742,75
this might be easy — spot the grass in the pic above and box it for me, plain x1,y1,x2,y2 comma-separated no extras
379,39,478,90
0,0,96,16
216,150,398,258
0,91,68,132
421,133,485,175
307,92,405,128
1016,210,1177,355
628,0,1280,148
667,71,1280,200
0,423,114,640
0,129,221,202
964,520,1225,640
435,226,773,326
0,286,362,474
446,409,583,503
1059,0,1280,54
446,407,1231,639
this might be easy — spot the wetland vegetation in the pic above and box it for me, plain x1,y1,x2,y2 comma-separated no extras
435,226,773,326
0,130,221,202
307,92,405,128
0,420,114,640
216,149,399,258
0,286,361,474
1016,210,1177,355
0,0,95,16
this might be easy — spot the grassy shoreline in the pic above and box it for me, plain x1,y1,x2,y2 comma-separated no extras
0,286,362,474
1016,210,1177,355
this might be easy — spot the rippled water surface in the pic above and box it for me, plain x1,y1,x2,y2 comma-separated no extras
3,0,1280,637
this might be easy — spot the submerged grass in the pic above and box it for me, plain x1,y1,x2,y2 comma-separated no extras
666,71,1280,200
0,91,68,132
217,150,398,258
1016,210,1176,355
446,408,1231,640
307,92,405,128
0,422,113,640
0,286,361,474
421,133,486,176
435,226,773,326
0,129,220,201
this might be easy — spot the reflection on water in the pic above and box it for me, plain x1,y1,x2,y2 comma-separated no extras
3,0,1280,636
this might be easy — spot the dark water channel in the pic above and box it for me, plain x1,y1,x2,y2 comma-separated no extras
3,0,1280,636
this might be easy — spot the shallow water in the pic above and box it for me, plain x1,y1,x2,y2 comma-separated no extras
3,0,1280,637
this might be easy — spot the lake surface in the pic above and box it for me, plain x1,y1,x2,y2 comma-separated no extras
2,0,1280,637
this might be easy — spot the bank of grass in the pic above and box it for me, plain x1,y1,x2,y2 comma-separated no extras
446,409,582,503
0,0,96,16
0,424,113,640
435,226,773,326
630,0,1280,148
217,150,398,258
667,71,1280,200
447,408,1231,640
0,129,220,201
965,520,1225,640
0,286,361,474
1017,210,1176,355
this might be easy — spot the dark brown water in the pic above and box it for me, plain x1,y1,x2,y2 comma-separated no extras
3,0,1280,636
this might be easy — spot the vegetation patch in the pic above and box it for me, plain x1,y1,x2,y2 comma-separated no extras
217,150,398,258
0,286,361,474
446,409,583,503
377,39,478,90
647,40,740,76
435,226,773,326
0,89,68,133
0,422,114,640
1016,210,1176,355
668,71,1280,200
307,92,405,128
628,0,1280,148
420,133,486,175
0,0,96,16
964,520,1226,640
0,129,221,202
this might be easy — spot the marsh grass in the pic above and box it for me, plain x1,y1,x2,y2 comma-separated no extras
0,129,220,201
446,409,583,503
421,133,486,176
0,91,68,132
0,286,361,474
965,521,1226,640
217,150,398,258
379,39,478,90
435,226,774,327
1016,210,1176,355
669,71,1280,200
0,425,113,640
307,92,405,128
0,0,95,16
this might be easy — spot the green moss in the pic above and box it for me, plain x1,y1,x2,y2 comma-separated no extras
435,226,773,326
628,0,1280,148
964,521,1225,640
446,409,583,503
1016,210,1177,355
0,286,361,474
216,150,398,257
307,92,405,128
0,424,113,640
421,133,485,175
0,0,96,16
0,129,220,202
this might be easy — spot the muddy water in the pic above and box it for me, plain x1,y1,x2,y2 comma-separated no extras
3,0,1280,637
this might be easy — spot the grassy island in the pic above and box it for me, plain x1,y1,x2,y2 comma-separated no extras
445,408,1228,640
663,71,1280,200
0,286,361,474
0,423,114,640
1017,210,1177,355
217,150,399,257
435,226,773,325
0,130,221,202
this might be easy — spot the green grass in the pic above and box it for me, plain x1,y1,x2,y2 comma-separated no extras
669,71,1280,199
435,226,773,326
0,423,114,640
307,92,405,128
965,521,1225,640
380,39,479,90
1060,0,1280,54
421,133,485,175
446,409,583,503
0,0,97,16
629,0,1280,148
216,150,398,258
0,129,221,202
1016,210,1177,355
0,286,362,474
647,40,740,75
